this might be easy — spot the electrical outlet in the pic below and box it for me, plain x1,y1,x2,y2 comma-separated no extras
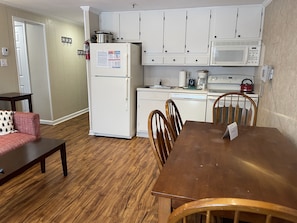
0,59,8,67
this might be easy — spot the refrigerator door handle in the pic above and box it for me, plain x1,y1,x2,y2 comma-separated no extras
125,78,129,110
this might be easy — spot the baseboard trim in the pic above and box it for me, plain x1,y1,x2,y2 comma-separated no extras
40,108,89,125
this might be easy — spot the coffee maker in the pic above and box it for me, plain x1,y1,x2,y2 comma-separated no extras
196,70,208,90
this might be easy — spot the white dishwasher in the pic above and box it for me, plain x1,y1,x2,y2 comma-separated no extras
170,93,207,122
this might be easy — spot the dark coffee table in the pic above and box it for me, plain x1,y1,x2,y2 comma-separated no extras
0,138,67,185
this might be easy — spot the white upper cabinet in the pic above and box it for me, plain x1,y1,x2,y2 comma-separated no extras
163,10,187,53
211,5,263,39
99,12,140,42
211,7,238,39
186,8,211,54
236,6,263,38
140,10,164,53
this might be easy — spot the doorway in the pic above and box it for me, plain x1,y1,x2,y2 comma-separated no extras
13,18,53,121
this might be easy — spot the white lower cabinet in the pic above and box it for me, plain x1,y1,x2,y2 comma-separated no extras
137,89,208,138
137,90,169,137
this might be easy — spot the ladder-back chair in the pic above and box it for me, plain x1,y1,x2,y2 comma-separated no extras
212,92,258,126
148,110,177,171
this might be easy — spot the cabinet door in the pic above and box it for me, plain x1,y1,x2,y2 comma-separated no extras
140,10,164,53
163,10,186,53
99,12,119,40
211,7,238,39
137,91,169,137
236,6,263,38
119,12,140,41
186,8,211,54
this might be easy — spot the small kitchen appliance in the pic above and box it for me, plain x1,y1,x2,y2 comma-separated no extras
240,78,254,93
94,31,113,43
188,79,196,88
196,70,208,90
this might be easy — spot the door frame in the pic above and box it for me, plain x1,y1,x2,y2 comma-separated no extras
12,16,53,120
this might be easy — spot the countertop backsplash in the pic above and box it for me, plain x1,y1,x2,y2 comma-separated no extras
143,66,257,87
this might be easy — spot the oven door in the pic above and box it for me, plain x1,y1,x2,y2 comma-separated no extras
210,45,248,66
206,95,218,123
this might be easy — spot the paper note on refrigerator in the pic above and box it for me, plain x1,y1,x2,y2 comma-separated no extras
96,50,121,68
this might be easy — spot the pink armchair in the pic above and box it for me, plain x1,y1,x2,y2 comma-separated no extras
0,112,40,155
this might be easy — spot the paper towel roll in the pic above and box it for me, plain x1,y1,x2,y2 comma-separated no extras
179,71,187,87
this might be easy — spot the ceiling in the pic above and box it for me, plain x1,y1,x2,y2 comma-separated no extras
0,0,267,25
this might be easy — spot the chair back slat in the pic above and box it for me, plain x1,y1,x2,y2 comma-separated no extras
212,92,258,126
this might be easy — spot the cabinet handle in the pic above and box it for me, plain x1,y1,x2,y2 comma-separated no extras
121,37,123,40
165,50,167,53
195,59,198,62
238,35,241,38
173,59,176,62
144,50,146,53
152,59,154,62
187,50,190,53
214,36,217,38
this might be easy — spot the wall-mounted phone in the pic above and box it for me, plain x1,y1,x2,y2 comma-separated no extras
261,65,274,82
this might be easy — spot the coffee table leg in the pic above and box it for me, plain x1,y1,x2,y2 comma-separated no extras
40,159,46,173
60,143,67,176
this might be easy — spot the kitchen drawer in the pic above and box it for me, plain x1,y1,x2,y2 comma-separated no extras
137,91,169,100
185,55,209,65
142,54,163,65
163,55,185,65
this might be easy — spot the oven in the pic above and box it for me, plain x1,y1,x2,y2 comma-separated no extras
206,74,259,123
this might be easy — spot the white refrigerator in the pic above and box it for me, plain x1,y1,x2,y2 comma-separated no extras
89,43,143,139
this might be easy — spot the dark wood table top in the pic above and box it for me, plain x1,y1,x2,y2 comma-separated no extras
0,92,32,99
152,121,297,210
0,138,66,184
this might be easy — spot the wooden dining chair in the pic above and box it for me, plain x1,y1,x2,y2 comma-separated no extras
148,110,177,171
212,92,258,126
168,198,297,223
165,99,183,137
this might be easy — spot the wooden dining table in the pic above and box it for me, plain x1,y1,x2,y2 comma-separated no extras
152,121,297,223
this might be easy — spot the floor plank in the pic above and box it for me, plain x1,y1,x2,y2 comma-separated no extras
0,113,158,222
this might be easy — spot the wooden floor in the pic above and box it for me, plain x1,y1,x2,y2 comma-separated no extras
0,113,159,222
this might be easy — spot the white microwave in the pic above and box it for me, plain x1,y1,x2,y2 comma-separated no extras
210,40,261,66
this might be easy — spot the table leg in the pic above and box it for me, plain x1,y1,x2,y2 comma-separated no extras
60,143,68,176
40,159,46,173
28,97,33,112
158,197,171,223
11,101,16,111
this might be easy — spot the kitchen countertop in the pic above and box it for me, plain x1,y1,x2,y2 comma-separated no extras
137,86,208,94
137,86,259,97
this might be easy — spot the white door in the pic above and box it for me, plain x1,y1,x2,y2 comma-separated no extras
14,21,31,111
90,76,131,138
13,18,53,121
